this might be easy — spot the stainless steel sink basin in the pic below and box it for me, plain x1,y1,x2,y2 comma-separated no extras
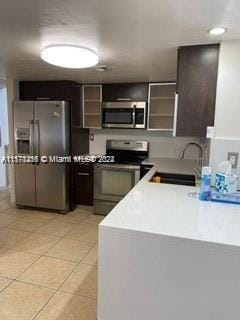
150,172,196,186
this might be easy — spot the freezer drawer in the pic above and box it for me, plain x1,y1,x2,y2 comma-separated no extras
36,163,69,212
15,164,36,207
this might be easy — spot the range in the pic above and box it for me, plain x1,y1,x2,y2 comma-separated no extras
94,140,149,215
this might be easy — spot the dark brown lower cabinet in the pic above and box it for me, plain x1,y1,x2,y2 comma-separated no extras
73,163,93,206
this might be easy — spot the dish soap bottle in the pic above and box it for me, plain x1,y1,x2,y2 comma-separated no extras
199,166,212,201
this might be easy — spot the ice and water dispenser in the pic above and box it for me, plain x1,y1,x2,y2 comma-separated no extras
15,128,30,154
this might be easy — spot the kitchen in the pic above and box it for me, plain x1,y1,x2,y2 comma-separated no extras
0,1,240,319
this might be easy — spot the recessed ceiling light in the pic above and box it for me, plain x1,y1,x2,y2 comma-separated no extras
41,45,99,68
208,27,227,35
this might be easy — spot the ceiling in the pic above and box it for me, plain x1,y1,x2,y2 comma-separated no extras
1,0,240,83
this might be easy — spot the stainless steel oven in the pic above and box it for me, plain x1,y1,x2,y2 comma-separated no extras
94,163,141,215
102,101,146,128
93,140,149,215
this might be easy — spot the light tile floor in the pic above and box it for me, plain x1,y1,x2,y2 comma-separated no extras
0,189,103,320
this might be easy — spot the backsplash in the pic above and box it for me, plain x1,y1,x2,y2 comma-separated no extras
209,138,240,189
89,129,209,160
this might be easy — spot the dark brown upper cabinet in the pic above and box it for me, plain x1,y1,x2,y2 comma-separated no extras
19,80,83,128
176,44,220,137
19,80,89,157
102,83,148,102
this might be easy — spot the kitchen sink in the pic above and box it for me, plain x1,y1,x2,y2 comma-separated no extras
150,172,196,186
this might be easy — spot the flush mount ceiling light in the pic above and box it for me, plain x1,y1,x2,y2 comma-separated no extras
208,27,227,35
94,65,107,72
41,45,99,68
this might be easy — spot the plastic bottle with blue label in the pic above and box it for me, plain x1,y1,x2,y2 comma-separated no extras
199,166,212,201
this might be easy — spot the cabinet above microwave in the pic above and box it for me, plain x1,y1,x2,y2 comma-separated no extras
102,83,148,102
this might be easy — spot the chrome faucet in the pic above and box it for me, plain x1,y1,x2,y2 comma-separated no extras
179,142,204,176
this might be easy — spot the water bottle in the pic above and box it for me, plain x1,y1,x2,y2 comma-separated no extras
199,166,212,201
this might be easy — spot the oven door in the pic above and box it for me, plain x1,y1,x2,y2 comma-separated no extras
94,163,140,202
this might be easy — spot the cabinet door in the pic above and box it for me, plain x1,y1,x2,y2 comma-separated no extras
19,81,83,127
83,85,102,128
148,83,176,131
176,44,219,137
73,163,93,205
102,83,148,102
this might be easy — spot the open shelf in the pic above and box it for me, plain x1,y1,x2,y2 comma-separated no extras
148,83,176,130
83,85,102,128
148,114,174,130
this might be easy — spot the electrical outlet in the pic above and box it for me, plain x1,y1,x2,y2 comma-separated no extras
227,152,239,169
90,133,94,141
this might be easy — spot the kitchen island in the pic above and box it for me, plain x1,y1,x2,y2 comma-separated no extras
98,158,240,320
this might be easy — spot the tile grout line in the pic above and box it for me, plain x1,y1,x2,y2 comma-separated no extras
0,219,82,318
58,288,97,301
56,241,97,291
30,285,57,320
32,215,79,234
0,207,98,319
9,278,57,292
0,278,13,293
13,230,73,280
9,222,77,284
12,215,96,282
55,225,99,293
30,210,97,320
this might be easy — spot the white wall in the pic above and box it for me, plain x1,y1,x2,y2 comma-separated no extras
209,40,240,188
214,40,240,139
6,80,19,202
0,87,9,187
90,129,208,160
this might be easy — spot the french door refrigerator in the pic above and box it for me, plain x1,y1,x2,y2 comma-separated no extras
13,101,70,213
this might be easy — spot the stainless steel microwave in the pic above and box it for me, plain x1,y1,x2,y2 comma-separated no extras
102,101,146,128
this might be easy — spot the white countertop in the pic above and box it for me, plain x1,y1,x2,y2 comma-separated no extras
100,157,240,249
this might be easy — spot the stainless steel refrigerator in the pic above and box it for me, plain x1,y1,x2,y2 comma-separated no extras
13,101,70,213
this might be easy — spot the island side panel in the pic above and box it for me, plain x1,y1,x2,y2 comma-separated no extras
98,226,240,320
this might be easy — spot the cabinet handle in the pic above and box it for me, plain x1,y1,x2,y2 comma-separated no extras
173,93,178,137
77,172,90,176
143,165,153,169
36,97,50,100
116,98,131,101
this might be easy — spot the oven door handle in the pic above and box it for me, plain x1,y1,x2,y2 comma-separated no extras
96,163,140,171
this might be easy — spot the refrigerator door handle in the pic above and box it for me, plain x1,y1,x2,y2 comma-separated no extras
34,120,40,161
29,120,34,156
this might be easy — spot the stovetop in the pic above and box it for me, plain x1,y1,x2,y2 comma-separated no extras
106,140,149,165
